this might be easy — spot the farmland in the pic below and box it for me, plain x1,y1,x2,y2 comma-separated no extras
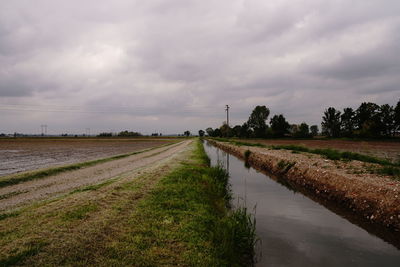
0,139,256,266
0,138,175,176
237,138,400,163
2,136,400,265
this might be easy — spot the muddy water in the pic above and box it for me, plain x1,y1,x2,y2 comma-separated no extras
203,141,400,267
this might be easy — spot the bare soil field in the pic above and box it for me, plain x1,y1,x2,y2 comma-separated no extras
0,138,175,176
242,139,400,163
0,140,189,211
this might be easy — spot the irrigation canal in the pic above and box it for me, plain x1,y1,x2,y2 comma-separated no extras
203,140,400,266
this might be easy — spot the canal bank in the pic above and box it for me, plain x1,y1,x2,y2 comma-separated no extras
207,140,400,232
204,140,400,266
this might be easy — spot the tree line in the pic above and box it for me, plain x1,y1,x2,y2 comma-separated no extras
98,130,142,137
322,100,400,138
204,105,319,138
203,99,400,139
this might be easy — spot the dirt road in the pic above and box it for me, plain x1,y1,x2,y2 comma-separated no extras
0,140,192,211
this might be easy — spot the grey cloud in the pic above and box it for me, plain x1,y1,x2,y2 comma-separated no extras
309,44,400,81
0,77,33,97
0,0,399,134
312,55,399,81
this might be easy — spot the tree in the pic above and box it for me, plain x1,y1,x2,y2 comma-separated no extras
270,114,290,137
322,107,341,137
118,130,142,137
232,125,242,137
310,125,319,136
355,102,380,129
247,105,270,137
98,132,113,137
355,102,380,137
378,104,395,137
206,127,214,137
294,122,310,138
184,130,191,137
220,123,232,137
289,124,299,135
340,107,355,137
395,99,400,133
213,128,222,137
240,122,251,138
198,130,205,137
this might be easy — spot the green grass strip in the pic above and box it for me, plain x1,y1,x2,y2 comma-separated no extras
269,144,398,166
103,140,257,266
0,142,178,188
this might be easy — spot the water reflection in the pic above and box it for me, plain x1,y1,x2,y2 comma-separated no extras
203,141,400,267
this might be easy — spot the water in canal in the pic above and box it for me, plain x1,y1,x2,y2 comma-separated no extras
203,141,400,267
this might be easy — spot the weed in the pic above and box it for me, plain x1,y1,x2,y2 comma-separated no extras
62,204,98,221
244,150,251,161
277,160,296,173
0,190,27,200
0,241,46,266
215,207,258,266
0,211,20,221
70,179,117,194
373,166,400,180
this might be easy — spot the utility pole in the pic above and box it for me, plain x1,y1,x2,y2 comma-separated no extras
225,105,230,126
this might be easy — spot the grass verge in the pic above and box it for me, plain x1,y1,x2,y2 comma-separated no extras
102,140,257,266
0,141,177,188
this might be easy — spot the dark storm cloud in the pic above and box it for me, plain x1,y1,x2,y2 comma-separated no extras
0,0,399,133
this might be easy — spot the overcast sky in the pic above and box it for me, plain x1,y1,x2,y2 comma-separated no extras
1,0,399,135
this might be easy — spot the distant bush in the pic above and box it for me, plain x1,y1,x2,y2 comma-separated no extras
118,130,142,137
97,132,113,137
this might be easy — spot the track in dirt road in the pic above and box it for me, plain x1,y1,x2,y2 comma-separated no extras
0,140,192,211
